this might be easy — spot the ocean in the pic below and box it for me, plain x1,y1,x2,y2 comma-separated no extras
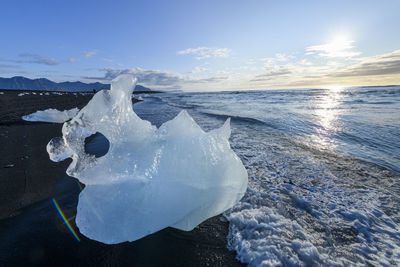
134,85,400,266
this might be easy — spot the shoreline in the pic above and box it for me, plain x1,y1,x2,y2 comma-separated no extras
0,91,243,266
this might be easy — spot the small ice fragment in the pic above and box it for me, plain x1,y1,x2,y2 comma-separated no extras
47,74,248,244
22,108,79,123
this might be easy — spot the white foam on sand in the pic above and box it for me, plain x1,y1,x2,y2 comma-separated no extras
22,108,79,123
47,74,248,244
224,143,400,266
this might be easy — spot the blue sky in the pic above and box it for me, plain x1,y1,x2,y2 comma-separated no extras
1,0,399,91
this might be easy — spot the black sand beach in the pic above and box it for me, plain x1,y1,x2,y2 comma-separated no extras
0,90,242,266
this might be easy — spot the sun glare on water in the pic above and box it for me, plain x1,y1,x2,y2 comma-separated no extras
325,85,345,92
310,84,346,148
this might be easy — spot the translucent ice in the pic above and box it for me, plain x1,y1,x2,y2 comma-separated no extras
47,74,248,244
22,108,79,123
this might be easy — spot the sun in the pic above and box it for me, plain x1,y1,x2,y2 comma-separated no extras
330,34,353,52
319,33,359,58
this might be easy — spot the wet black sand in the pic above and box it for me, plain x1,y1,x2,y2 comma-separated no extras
0,90,243,266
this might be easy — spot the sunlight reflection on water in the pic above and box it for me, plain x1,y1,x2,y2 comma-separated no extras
312,86,344,148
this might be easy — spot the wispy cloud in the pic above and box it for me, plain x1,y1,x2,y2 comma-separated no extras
68,57,79,63
101,58,112,62
275,53,295,62
259,53,295,69
192,66,208,73
187,76,228,83
306,39,361,58
0,64,20,69
84,68,183,90
0,64,22,74
251,66,292,82
249,48,400,89
299,59,312,66
329,49,400,77
177,47,231,60
85,51,97,57
19,53,60,65
83,67,229,91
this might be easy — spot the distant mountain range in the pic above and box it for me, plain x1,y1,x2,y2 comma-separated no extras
0,76,152,92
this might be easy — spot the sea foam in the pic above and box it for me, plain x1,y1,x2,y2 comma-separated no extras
47,74,248,244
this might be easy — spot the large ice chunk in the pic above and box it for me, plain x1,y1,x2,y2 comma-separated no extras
22,108,79,123
47,74,248,244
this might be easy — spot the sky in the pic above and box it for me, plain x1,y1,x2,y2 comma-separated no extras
1,0,399,91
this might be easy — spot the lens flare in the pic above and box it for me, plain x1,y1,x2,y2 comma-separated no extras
76,180,84,191
51,198,81,242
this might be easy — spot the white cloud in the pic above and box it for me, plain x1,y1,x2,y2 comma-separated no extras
275,53,294,62
299,59,312,66
85,51,97,57
18,53,60,65
245,59,258,65
0,64,22,74
330,49,400,77
92,68,182,86
101,58,112,62
0,64,20,69
192,66,208,73
306,38,361,58
83,68,184,91
186,76,228,84
68,58,79,63
251,66,292,81
83,67,230,91
249,48,400,89
259,54,295,69
177,47,231,60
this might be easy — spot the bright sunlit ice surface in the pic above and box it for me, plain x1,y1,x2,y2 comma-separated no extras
47,74,248,244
